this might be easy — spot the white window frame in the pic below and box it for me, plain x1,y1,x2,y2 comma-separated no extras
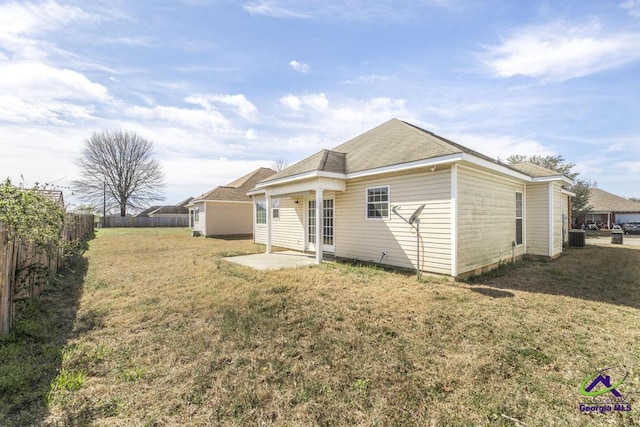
366,185,390,220
272,198,280,220
256,200,267,224
194,207,199,223
515,191,523,246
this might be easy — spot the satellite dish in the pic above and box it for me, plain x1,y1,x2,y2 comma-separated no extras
408,204,425,225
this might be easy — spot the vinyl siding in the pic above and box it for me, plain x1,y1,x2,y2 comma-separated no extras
270,197,305,250
191,201,206,235
561,193,570,244
525,183,549,256
456,165,526,275
335,168,452,275
552,183,564,256
206,202,253,236
253,197,305,250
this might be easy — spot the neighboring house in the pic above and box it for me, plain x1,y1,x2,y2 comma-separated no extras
189,167,276,237
37,189,65,210
582,188,640,227
135,206,162,217
248,119,573,278
136,198,192,219
147,205,189,218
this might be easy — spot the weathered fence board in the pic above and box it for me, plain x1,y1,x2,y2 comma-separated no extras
0,214,94,333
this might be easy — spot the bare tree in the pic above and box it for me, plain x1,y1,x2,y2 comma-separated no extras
506,154,593,221
272,158,289,172
73,130,165,217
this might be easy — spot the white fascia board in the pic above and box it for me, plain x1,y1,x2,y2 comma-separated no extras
561,188,576,197
255,151,570,188
344,153,534,182
346,154,462,179
256,170,346,188
247,189,266,196
459,153,532,182
532,176,574,185
190,199,253,204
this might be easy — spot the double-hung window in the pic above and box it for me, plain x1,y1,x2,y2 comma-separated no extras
515,192,523,245
272,198,280,219
367,186,389,219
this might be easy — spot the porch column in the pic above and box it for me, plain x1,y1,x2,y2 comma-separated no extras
266,195,272,254
315,188,323,263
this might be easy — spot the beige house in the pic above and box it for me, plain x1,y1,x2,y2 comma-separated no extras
249,119,573,278
189,167,276,237
582,188,640,227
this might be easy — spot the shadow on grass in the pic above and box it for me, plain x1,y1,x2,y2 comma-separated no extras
467,245,640,309
468,287,515,298
0,248,89,426
206,234,253,241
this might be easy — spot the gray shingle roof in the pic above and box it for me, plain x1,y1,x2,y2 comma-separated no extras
588,188,640,213
261,119,508,183
149,206,188,215
507,163,563,178
193,167,276,202
136,205,162,217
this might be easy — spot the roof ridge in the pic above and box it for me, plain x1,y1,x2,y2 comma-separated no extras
319,149,329,171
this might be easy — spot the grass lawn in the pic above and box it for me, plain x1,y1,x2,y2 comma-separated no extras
2,227,639,426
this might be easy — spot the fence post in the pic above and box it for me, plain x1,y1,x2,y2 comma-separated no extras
0,227,9,333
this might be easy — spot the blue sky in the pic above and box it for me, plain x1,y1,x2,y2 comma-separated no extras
1,0,639,209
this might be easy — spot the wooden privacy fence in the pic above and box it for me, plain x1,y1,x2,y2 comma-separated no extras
103,216,189,228
0,214,94,333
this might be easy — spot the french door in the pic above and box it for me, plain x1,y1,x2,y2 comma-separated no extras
307,198,334,253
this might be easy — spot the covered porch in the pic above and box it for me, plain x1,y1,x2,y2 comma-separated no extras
250,176,346,264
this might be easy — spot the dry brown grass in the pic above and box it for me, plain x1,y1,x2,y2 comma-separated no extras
41,228,639,426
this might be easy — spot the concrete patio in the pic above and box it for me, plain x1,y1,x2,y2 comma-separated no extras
223,250,317,270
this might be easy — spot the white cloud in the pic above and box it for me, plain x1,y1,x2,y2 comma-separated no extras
243,1,308,18
242,0,450,21
343,74,396,84
280,94,301,110
0,0,96,61
275,94,414,152
0,62,110,123
447,133,553,160
125,105,230,130
185,93,258,121
0,0,89,38
163,156,271,192
246,129,258,140
481,20,640,81
622,0,640,18
0,62,108,100
620,161,640,174
279,93,328,112
289,59,310,74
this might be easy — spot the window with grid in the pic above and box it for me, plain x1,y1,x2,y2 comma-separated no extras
323,199,334,245
515,192,523,245
272,198,280,219
308,200,316,243
367,186,389,219
256,201,266,224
